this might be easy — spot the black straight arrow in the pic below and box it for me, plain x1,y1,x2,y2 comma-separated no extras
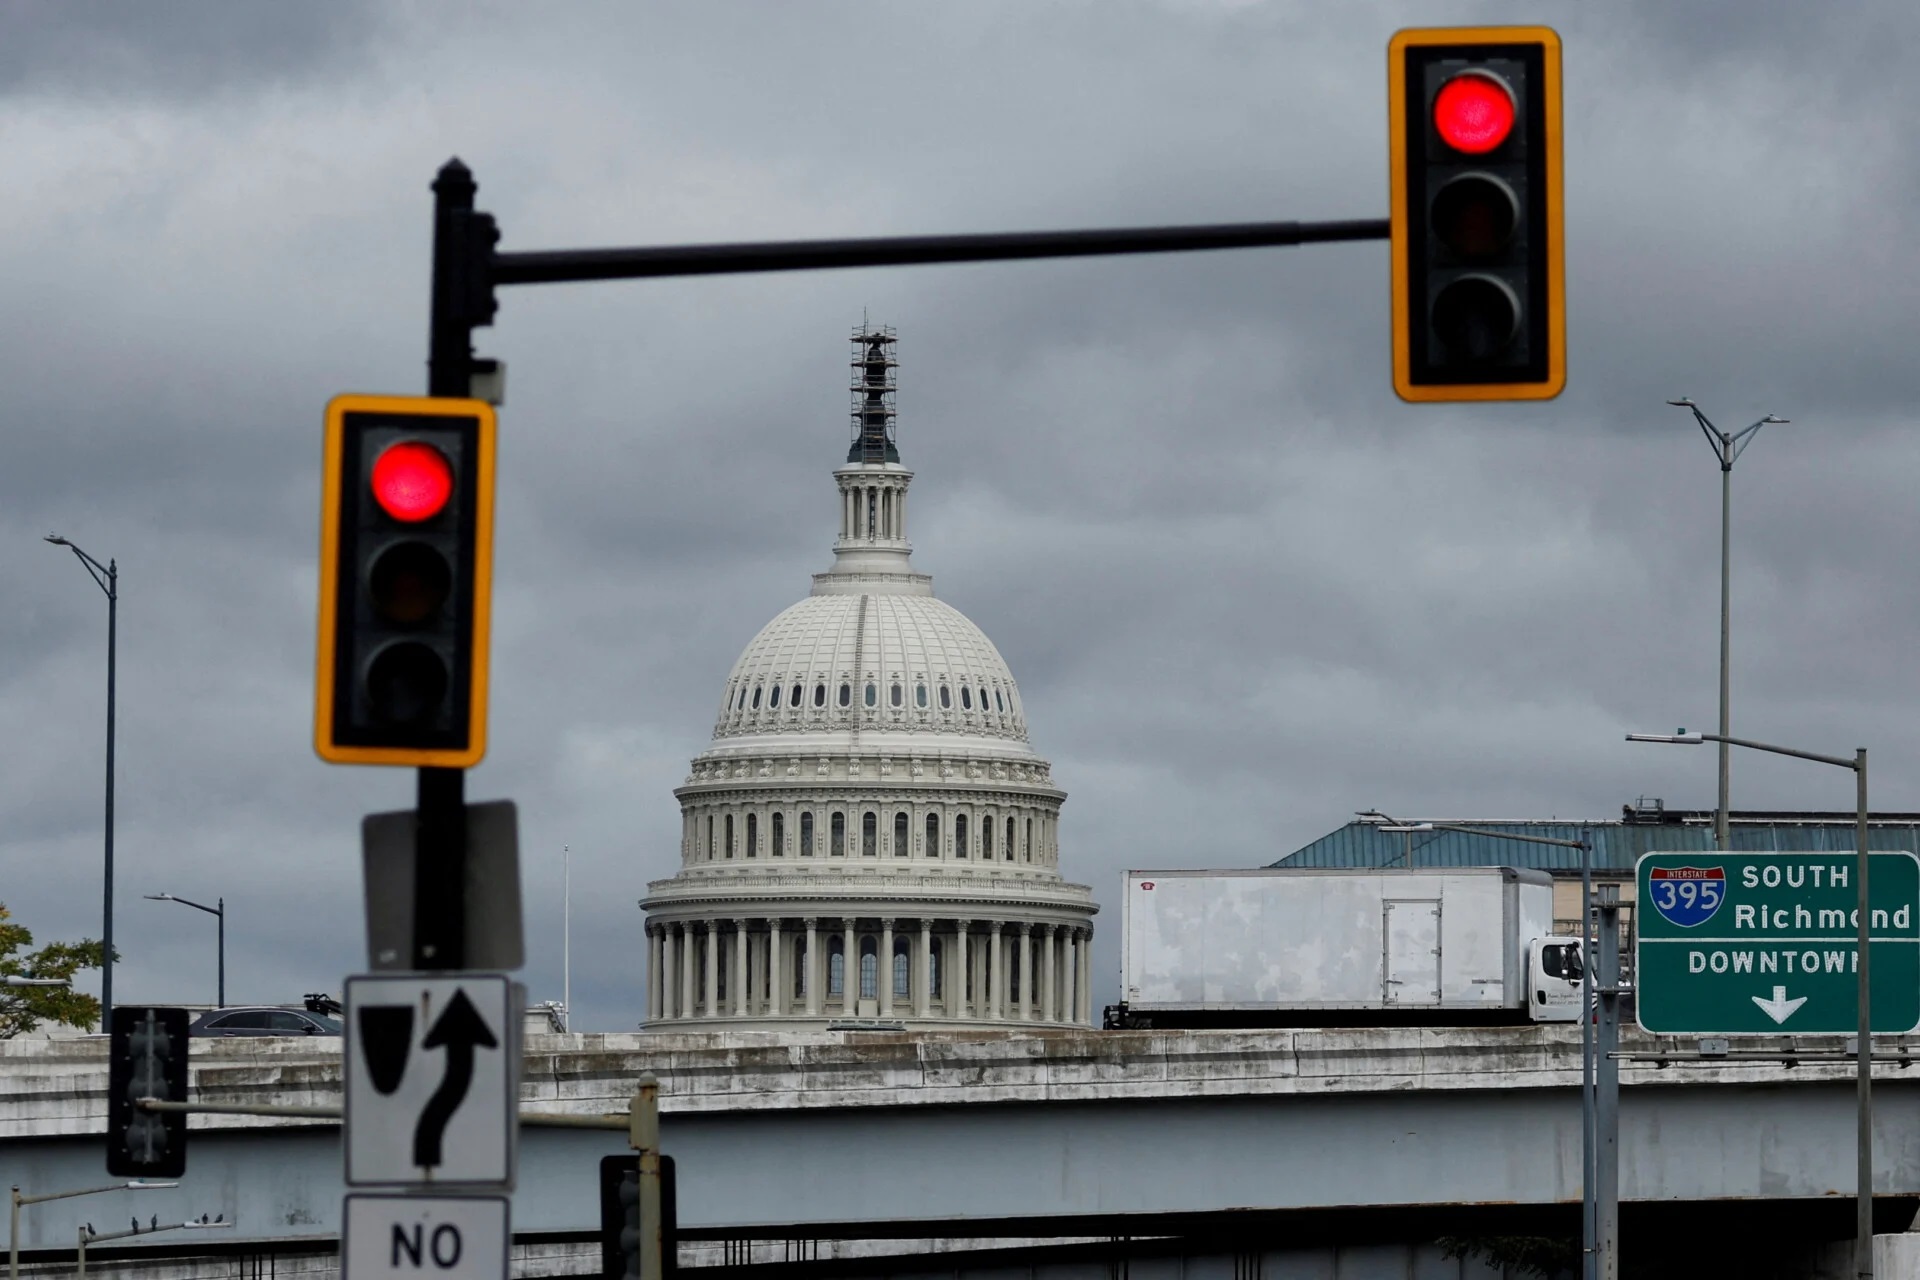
412,988,498,1170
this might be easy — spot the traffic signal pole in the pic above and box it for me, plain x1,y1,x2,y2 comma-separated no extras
413,161,484,972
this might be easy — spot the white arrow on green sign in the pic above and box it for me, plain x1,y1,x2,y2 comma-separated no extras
1635,851,1920,1036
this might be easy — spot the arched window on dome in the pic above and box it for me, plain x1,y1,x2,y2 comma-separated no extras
861,811,876,857
1007,816,1017,861
955,813,969,858
790,683,803,708
801,812,814,856
960,687,972,710
890,682,902,708
746,813,757,857
894,811,908,857
916,683,928,709
939,685,951,710
892,936,910,997
838,683,851,708
831,812,845,856
925,813,939,857
751,686,762,710
864,682,877,708
705,815,715,861
981,819,993,860
813,683,826,708
828,936,845,996
979,688,989,712
859,936,879,999
772,812,785,856
724,814,734,859
995,689,1005,712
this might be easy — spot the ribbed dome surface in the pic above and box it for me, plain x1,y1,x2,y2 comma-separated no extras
713,593,1028,742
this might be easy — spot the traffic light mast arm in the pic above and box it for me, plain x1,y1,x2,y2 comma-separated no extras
489,218,1391,287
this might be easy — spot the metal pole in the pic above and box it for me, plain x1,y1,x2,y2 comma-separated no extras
631,1073,663,1280
1581,841,1595,1280
1595,883,1620,1280
1717,458,1731,850
563,845,571,1032
103,560,116,1034
75,1226,85,1280
1857,747,1873,1280
412,158,477,972
215,899,225,1010
9,1186,19,1280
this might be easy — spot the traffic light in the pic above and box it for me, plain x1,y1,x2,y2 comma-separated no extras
600,1154,677,1278
317,394,497,767
1389,26,1564,402
107,1006,188,1177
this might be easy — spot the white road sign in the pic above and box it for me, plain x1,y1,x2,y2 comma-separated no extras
345,974,518,1188
343,1194,508,1280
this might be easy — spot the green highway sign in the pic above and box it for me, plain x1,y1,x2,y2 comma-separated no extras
1636,851,1920,1035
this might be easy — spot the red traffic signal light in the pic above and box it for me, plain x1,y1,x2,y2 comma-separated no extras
1431,72,1515,154
371,441,456,522
317,395,496,767
1389,27,1564,402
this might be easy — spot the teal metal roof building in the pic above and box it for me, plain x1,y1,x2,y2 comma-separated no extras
1273,800,1920,875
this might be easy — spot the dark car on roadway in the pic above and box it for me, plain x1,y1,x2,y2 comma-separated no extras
188,1007,344,1037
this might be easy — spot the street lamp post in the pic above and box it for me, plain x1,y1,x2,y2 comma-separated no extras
44,535,117,1035
1628,730,1873,1279
1664,400,1787,850
9,1180,176,1280
143,894,225,1009
1356,811,1607,1280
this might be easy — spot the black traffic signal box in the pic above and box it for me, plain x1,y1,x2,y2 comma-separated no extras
600,1153,677,1278
316,394,497,767
107,1006,189,1177
1389,26,1564,401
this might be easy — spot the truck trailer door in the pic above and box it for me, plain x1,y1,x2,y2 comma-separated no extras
1383,899,1441,1005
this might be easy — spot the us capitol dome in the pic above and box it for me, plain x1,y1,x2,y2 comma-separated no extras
641,325,1098,1029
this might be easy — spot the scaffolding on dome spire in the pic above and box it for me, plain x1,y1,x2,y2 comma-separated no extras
848,322,900,464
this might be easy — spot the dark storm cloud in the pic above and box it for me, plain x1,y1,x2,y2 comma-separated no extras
5,2,1920,1028
0,1,387,100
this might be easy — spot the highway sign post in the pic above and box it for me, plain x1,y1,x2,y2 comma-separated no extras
344,974,519,1188
1636,851,1920,1036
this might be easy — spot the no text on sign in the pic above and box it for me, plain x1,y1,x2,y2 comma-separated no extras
343,1194,508,1280
345,973,518,1188
1636,851,1920,1036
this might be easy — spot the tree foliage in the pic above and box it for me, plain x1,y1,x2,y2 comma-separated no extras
0,902,108,1037
1439,1235,1579,1280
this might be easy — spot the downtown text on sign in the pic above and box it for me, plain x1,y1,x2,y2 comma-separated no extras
1636,851,1920,1036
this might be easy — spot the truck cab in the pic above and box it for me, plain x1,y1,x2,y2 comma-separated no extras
1528,936,1584,1022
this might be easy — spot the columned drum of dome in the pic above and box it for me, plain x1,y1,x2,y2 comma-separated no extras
641,325,1097,1029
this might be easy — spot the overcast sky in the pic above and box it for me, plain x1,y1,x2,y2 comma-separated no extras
6,2,1919,1031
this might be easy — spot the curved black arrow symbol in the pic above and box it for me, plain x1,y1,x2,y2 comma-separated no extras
412,988,498,1170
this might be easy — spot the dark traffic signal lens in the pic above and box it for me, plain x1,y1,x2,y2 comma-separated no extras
371,441,454,523
366,641,449,725
1430,173,1518,259
1432,71,1514,154
368,542,452,626
1431,275,1520,363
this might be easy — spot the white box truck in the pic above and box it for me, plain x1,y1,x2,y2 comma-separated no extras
1111,866,1584,1028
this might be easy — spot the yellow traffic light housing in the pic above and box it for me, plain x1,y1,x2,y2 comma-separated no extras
1390,26,1564,402
316,394,496,767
